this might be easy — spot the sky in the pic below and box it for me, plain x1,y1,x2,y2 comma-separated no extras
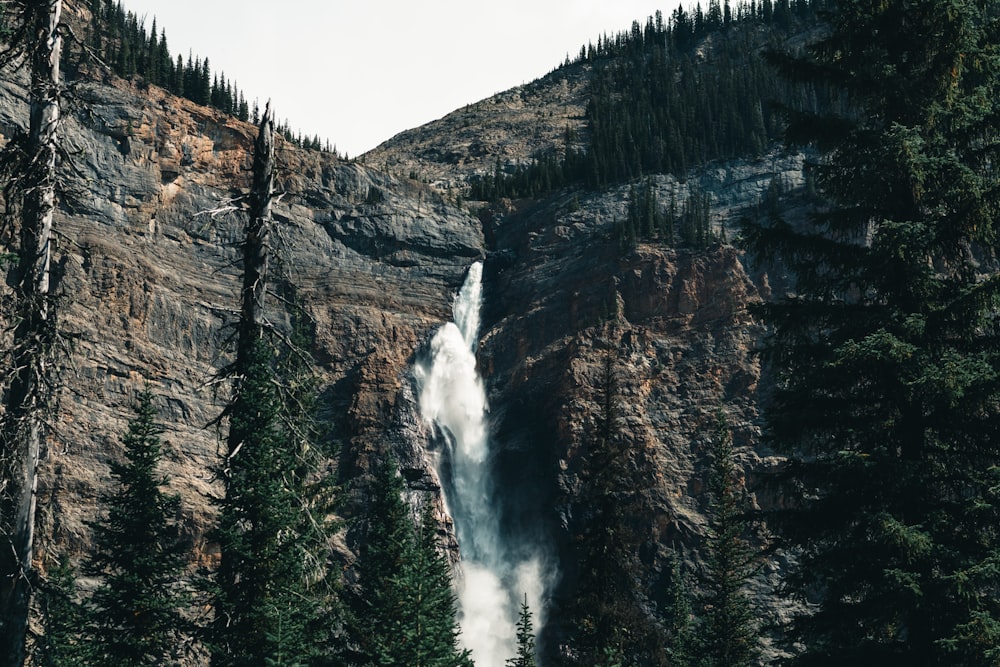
118,1,670,158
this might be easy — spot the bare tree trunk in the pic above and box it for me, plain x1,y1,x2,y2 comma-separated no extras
235,101,275,373
0,2,62,664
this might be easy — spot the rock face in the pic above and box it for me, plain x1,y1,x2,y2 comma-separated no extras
0,70,483,574
0,29,804,664
473,163,800,656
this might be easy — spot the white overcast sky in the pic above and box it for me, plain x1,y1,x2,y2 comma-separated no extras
119,1,671,157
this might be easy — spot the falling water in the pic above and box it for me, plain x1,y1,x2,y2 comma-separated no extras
415,262,545,666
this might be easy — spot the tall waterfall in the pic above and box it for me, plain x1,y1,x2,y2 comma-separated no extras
415,262,545,666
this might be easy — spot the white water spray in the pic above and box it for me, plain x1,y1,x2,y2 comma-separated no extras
415,262,546,666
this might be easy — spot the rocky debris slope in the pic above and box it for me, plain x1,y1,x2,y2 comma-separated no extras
362,64,590,191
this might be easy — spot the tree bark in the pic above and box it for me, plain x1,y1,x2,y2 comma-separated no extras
0,2,62,665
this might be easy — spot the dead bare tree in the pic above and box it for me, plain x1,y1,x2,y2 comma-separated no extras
236,100,275,364
0,2,63,664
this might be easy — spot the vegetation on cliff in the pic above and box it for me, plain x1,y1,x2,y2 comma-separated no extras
75,0,335,152
469,0,837,203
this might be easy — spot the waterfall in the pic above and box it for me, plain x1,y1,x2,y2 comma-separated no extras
415,261,545,666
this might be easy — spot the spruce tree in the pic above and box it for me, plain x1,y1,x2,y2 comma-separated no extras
399,503,472,667
36,558,90,667
564,343,665,666
210,335,332,666
352,455,412,664
83,387,188,665
659,549,696,667
353,458,471,667
209,103,335,666
696,412,758,667
743,1,1000,664
506,594,536,667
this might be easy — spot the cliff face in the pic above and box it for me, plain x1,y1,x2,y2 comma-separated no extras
473,161,800,655
0,25,801,662
0,71,483,568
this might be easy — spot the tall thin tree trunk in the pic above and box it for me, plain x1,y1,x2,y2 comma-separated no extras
0,2,62,665
235,101,275,374
212,102,276,666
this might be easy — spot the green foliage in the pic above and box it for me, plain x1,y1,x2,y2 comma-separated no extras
506,594,536,667
695,412,759,667
36,559,91,667
659,550,697,667
562,344,667,666
82,387,189,666
77,1,334,153
209,337,333,667
352,458,472,667
470,1,835,201
742,0,1000,663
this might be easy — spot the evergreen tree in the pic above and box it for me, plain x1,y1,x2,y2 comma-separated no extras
82,387,189,666
36,558,90,667
659,549,696,667
506,594,536,667
352,455,412,663
563,343,666,666
399,503,473,667
353,458,471,667
743,1,1000,664
209,338,322,667
695,412,758,667
209,103,337,667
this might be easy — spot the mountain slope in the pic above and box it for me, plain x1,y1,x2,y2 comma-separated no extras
363,63,590,192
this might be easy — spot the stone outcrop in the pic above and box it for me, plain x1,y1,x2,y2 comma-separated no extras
362,65,591,191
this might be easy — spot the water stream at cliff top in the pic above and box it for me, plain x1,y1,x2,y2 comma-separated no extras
415,261,545,666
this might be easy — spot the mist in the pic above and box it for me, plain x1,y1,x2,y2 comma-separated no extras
415,262,555,665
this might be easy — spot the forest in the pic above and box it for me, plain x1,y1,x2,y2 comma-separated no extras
1,0,999,665
469,0,840,204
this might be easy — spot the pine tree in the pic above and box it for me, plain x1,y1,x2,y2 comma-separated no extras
209,106,333,666
564,343,666,666
506,594,536,667
352,455,412,664
659,549,696,667
353,458,472,667
209,338,322,667
743,1,1000,664
36,558,90,667
82,387,188,666
399,503,473,667
695,412,758,667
